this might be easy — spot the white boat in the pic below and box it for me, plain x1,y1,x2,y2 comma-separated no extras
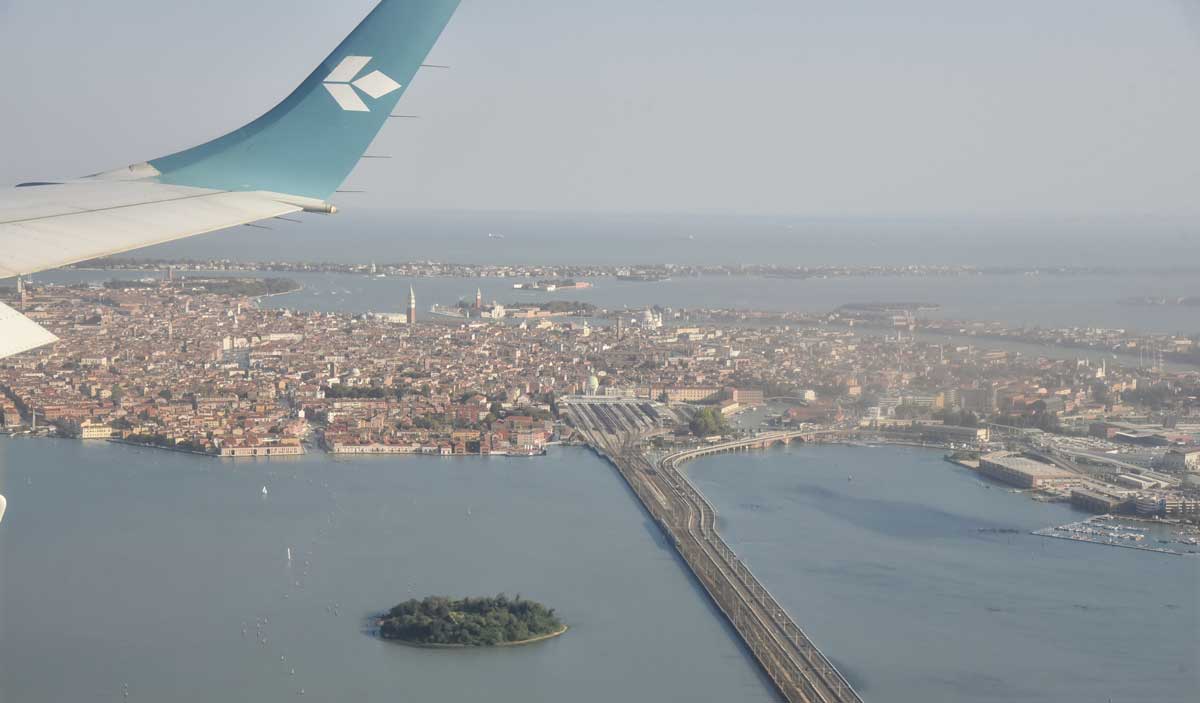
261,486,269,497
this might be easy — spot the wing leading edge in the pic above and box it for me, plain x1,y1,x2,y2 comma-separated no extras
0,182,317,279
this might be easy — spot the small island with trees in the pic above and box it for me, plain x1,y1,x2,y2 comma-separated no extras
377,594,567,648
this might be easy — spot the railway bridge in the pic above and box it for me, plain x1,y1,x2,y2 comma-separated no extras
570,406,862,703
681,429,841,456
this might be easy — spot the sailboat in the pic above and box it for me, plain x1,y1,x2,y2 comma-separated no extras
261,486,269,497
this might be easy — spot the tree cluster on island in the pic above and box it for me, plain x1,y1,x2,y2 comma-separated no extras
379,594,564,647
184,277,300,296
98,277,300,296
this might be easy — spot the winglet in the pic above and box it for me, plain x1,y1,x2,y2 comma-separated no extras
148,0,461,200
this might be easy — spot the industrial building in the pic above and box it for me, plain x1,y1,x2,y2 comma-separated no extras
978,452,1075,489
914,423,990,444
1162,448,1200,473
1070,488,1129,514
1134,492,1200,517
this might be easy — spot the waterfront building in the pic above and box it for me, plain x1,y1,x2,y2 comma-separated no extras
914,423,990,444
1070,488,1129,513
1134,492,1200,516
1135,493,1163,516
327,441,419,454
217,438,305,457
978,452,1074,489
78,421,115,439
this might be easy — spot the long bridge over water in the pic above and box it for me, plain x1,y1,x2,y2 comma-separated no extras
562,399,862,703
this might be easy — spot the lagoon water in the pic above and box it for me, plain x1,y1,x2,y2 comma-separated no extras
15,209,1200,334
688,445,1199,703
29,267,1200,336
2,439,1195,702
0,440,776,703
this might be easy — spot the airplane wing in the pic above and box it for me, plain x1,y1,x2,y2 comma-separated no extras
0,180,321,279
0,0,461,358
0,300,59,358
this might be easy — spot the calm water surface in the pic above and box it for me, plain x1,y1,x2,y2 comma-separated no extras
688,444,1199,703
4,439,1195,702
0,440,776,703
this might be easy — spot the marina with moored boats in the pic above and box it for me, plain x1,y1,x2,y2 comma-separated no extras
1032,515,1200,556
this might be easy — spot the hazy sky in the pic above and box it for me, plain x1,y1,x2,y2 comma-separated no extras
1,0,1197,217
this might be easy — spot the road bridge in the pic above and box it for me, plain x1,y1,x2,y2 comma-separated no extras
575,420,863,703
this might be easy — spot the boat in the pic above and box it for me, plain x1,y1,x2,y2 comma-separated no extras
262,486,269,497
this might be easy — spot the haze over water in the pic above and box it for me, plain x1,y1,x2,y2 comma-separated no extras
35,266,1200,337
130,210,1200,269
21,211,1200,335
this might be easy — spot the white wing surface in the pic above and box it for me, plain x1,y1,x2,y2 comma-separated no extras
0,180,313,278
0,300,59,358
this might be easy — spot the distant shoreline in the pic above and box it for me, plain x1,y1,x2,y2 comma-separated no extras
64,259,1200,280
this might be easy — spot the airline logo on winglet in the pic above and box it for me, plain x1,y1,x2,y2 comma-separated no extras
322,56,402,112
